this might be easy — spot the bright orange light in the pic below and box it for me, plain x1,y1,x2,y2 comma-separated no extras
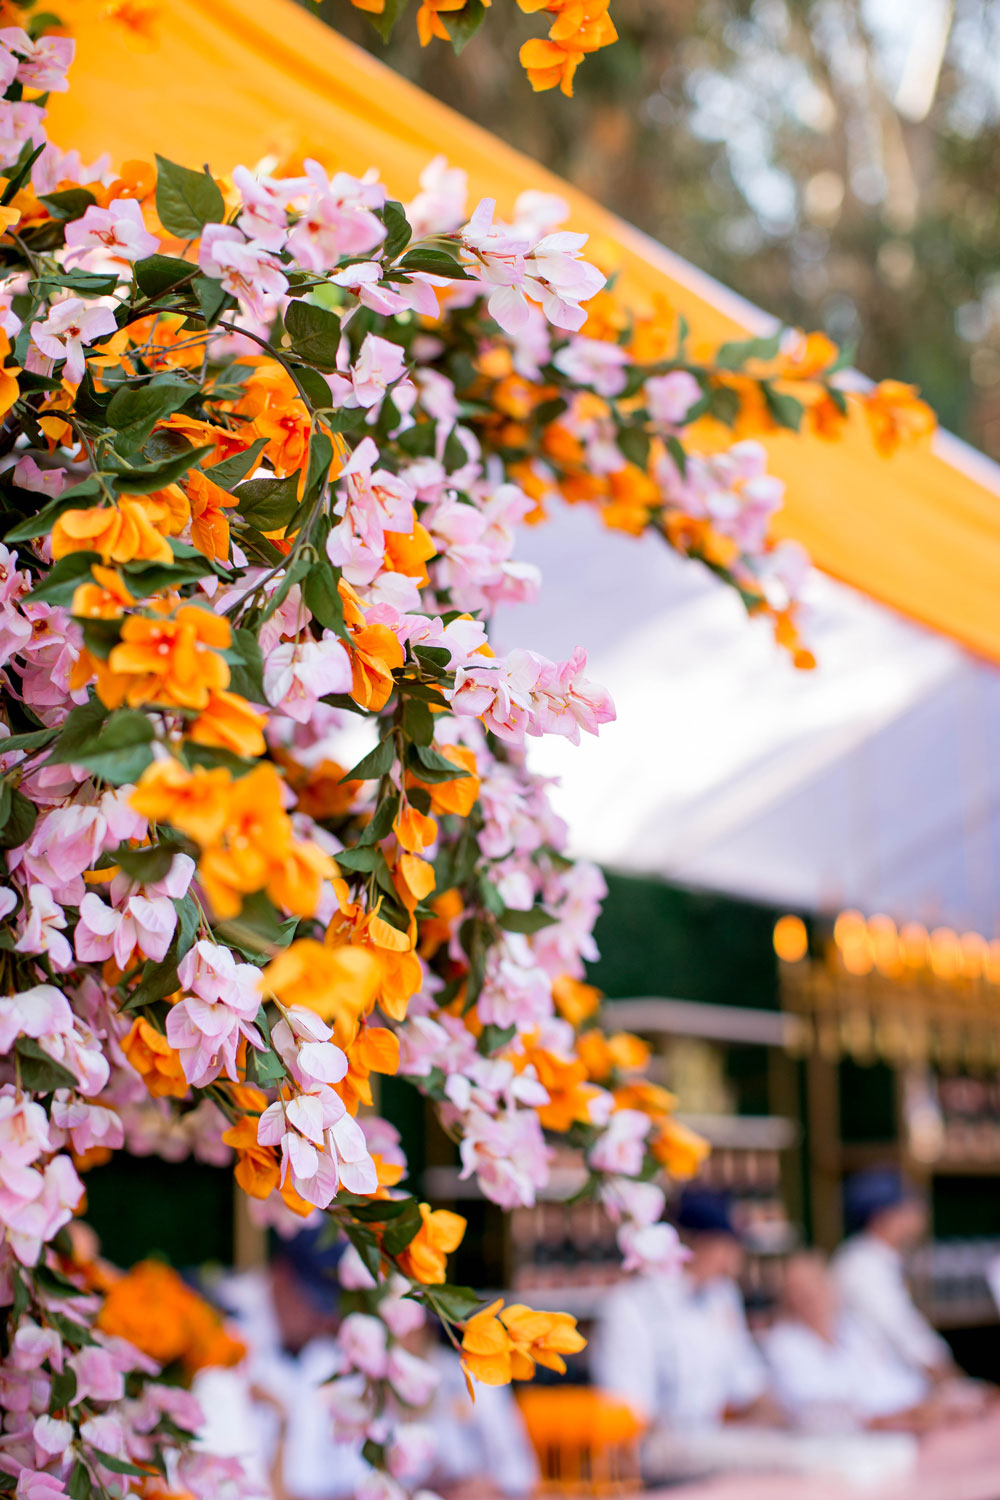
959,931,986,979
773,914,808,963
868,914,900,974
929,927,960,980
986,940,1000,985
834,909,867,950
841,939,874,976
899,922,929,968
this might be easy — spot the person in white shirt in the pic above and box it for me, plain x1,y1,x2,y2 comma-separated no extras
591,1188,776,1478
763,1250,932,1431
832,1171,955,1387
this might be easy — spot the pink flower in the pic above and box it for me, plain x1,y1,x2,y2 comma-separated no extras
0,985,73,1054
1,1153,85,1265
270,1009,349,1090
12,457,65,498
334,334,409,410
198,225,288,321
69,1344,125,1404
645,370,701,428
285,162,386,272
33,1416,72,1463
552,337,629,397
166,941,264,1088
386,1346,439,1407
17,1472,69,1500
0,28,74,91
31,298,119,384
232,165,301,250
50,1096,123,1156
588,1110,650,1176
339,1312,388,1378
387,1424,436,1484
14,885,72,971
257,1086,378,1207
406,156,467,239
74,891,177,970
458,1107,550,1208
64,198,159,264
262,636,352,724
618,1220,688,1276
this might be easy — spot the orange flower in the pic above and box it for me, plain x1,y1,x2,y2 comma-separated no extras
397,1204,466,1284
863,380,936,456
52,500,173,567
413,744,481,818
185,469,233,560
349,623,404,712
188,689,267,758
97,1260,245,1374
551,975,601,1027
71,565,136,621
100,604,232,710
393,851,437,913
266,838,340,919
461,1299,585,1385
577,1028,650,1083
394,802,438,854
650,1116,710,1179
383,521,436,583
222,1115,281,1200
418,887,463,959
0,330,19,418
195,763,293,918
525,1044,601,1132
131,759,232,847
260,938,381,1043
122,1016,188,1099
519,38,582,95
335,1024,400,1113
326,898,424,1025
416,0,467,45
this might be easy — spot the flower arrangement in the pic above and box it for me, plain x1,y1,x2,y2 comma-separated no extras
0,8,934,1498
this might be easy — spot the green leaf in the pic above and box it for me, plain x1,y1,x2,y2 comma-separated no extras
412,644,451,678
115,840,185,883
305,431,334,502
215,890,292,957
225,627,266,701
402,697,434,748
383,1199,423,1256
343,736,395,783
0,786,37,849
202,437,269,492
284,300,342,371
67,1460,92,1500
350,1197,413,1223
480,1022,516,1054
303,558,347,636
46,697,108,761
15,1037,79,1092
499,906,558,934
89,1449,151,1479
154,153,225,238
412,743,468,783
106,376,192,454
1,139,44,204
3,478,102,543
122,555,216,597
113,443,212,494
292,363,337,412
343,1221,382,1279
40,187,97,221
0,726,57,754
31,550,100,606
32,269,121,297
761,382,804,432
381,200,412,260
713,331,783,371
617,425,650,469
49,1366,78,1410
194,273,231,325
358,791,399,847
134,253,196,299
445,0,488,52
233,472,301,532
333,846,381,872
428,1283,482,1322
398,247,470,279
47,707,154,784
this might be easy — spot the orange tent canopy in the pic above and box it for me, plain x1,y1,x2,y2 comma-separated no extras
47,0,1000,664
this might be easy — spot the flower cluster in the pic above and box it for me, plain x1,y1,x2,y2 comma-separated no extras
0,8,934,1499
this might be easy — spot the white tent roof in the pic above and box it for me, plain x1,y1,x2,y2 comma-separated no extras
493,504,1000,933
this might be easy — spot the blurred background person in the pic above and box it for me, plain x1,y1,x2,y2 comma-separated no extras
195,1225,367,1500
591,1186,778,1480
763,1250,939,1433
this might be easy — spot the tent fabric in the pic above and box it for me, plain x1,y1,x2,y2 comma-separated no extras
48,0,1000,665
493,504,1000,933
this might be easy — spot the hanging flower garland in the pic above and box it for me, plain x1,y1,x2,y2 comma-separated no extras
0,9,935,1499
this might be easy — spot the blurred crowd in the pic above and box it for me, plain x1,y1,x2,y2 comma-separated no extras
186,1170,997,1497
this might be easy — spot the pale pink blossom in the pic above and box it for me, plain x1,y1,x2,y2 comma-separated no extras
64,198,159,265
386,1346,439,1407
166,941,264,1088
74,891,176,970
198,225,288,322
553,337,629,397
263,636,352,723
31,298,119,384
406,156,467,239
589,1110,650,1176
15,885,72,971
339,1312,388,1379
0,28,74,91
645,370,701,428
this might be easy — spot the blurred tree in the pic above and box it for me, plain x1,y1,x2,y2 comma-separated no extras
313,0,1000,452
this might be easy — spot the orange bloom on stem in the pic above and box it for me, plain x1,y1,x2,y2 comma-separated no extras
52,499,173,567
260,937,381,1043
185,469,233,560
188,689,267,758
122,1016,188,1099
393,802,438,855
650,1116,710,1179
222,1115,281,1200
461,1300,585,1386
100,604,232,710
397,1203,466,1284
412,744,480,818
97,1260,245,1374
131,759,232,847
335,1024,400,1113
863,380,936,456
416,0,468,45
195,763,293,918
551,975,601,1027
71,565,135,621
349,623,405,712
